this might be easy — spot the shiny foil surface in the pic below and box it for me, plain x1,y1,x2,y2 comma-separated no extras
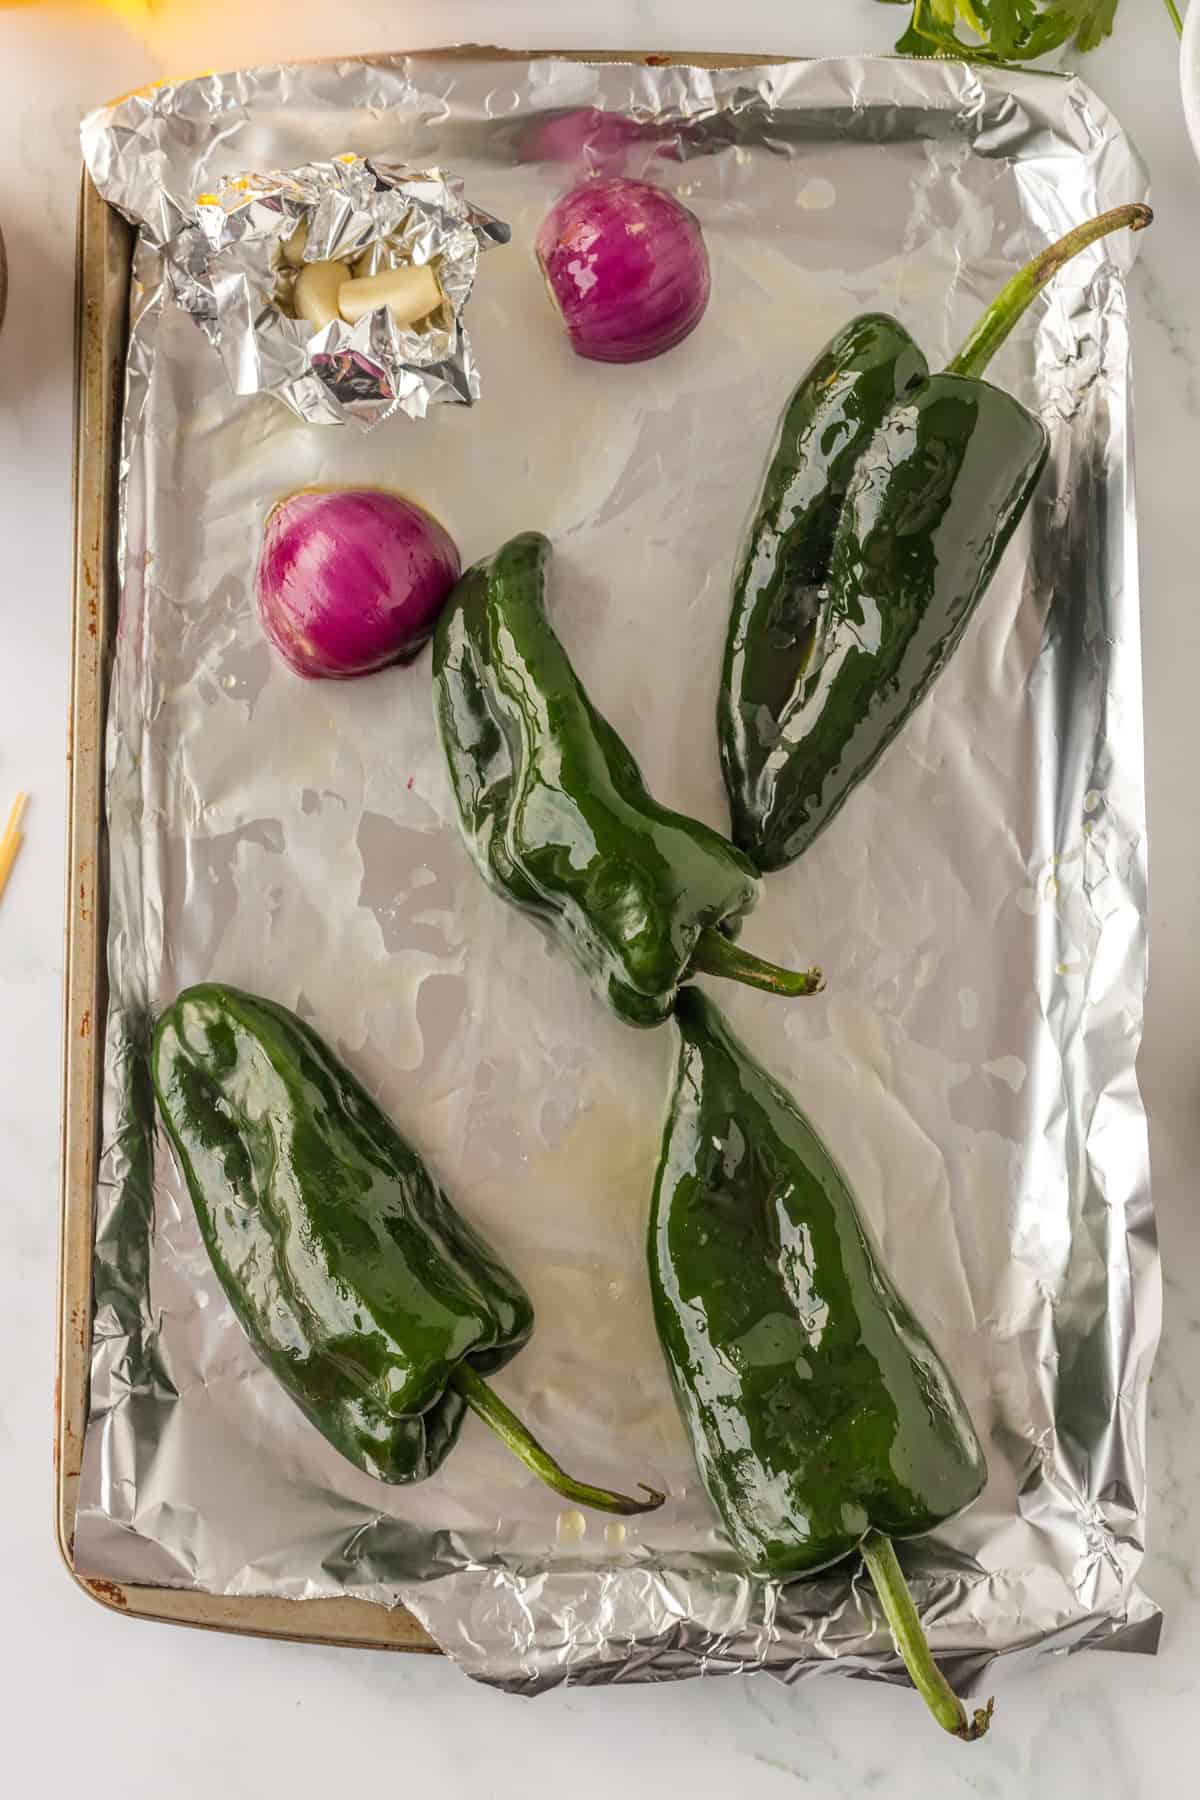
76,53,1160,1696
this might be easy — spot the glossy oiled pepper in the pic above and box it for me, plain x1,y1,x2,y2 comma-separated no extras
650,989,990,1738
433,530,821,1027
720,314,929,861
720,204,1152,872
153,984,663,1514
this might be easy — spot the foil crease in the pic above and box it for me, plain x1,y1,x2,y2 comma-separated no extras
75,53,1160,1695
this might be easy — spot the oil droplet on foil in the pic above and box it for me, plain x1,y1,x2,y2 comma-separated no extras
983,1055,1026,1094
604,1521,627,1550
557,1509,587,1545
913,950,938,990
1084,789,1102,814
796,177,836,211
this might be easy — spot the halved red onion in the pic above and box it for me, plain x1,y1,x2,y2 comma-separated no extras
535,177,711,365
256,488,460,680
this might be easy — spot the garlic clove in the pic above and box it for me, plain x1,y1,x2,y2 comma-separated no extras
293,259,352,329
282,218,309,268
337,261,443,329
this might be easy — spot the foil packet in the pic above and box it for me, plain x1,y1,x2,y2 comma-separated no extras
104,145,507,425
76,52,1160,1697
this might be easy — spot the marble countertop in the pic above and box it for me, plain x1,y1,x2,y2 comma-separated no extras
2,4,1197,1794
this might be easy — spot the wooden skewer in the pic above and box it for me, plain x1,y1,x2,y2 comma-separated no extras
2,792,25,845
0,792,27,902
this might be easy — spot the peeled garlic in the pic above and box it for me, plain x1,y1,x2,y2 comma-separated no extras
293,259,351,330
282,219,309,268
337,261,442,329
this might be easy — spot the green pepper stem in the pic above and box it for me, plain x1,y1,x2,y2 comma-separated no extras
945,204,1153,383
691,928,823,998
860,1532,993,1742
452,1364,665,1516
1165,0,1184,38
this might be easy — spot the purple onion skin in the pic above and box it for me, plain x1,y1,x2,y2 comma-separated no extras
256,488,461,680
535,177,711,365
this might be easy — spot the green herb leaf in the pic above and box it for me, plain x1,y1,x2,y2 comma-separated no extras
882,0,1123,61
1042,0,1119,54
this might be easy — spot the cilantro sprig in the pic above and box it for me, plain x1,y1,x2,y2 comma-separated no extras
879,0,1181,62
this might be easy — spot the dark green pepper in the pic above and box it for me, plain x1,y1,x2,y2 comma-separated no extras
719,314,929,862
720,204,1152,872
153,983,663,1513
433,530,821,1028
650,989,990,1737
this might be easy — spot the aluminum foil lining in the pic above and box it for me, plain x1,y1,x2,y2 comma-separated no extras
102,145,507,426
75,53,1159,1697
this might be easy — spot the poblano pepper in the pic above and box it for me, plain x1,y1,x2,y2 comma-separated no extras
433,530,821,1027
650,989,990,1739
720,203,1152,872
153,984,663,1514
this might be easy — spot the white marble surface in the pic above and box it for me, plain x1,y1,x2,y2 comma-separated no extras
2,3,1198,1793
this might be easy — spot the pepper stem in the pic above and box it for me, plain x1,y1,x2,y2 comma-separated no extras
452,1364,665,1516
945,204,1153,383
860,1532,993,1742
691,927,823,997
